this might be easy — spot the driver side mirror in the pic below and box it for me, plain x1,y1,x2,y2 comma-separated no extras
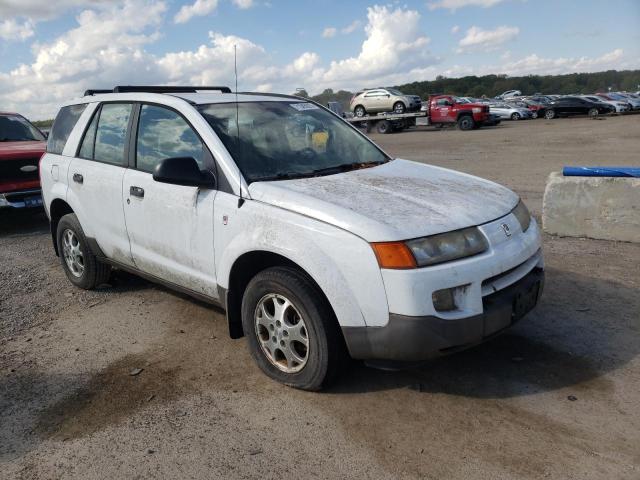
153,157,216,189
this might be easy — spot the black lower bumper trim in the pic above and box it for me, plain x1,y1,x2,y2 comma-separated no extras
342,268,544,362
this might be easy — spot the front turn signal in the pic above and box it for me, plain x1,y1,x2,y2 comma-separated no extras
371,242,417,269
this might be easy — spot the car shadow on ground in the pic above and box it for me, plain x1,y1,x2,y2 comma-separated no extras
0,208,49,237
328,266,639,398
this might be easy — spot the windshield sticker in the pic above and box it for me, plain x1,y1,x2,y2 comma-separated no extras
290,102,320,111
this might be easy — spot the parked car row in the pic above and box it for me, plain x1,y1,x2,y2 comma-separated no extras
347,87,639,130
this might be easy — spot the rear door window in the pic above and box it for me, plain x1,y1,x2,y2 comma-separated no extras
78,109,99,159
47,104,87,154
93,103,133,166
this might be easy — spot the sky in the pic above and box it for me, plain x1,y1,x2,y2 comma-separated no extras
1,0,639,119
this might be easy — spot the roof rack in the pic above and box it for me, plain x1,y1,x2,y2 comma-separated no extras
83,85,232,96
84,89,112,96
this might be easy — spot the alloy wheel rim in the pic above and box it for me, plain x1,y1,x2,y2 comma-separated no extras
62,228,85,277
254,293,309,373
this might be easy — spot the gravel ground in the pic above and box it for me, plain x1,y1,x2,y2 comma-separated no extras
1,115,639,479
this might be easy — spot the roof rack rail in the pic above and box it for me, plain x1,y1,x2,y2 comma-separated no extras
84,89,112,96
113,85,232,94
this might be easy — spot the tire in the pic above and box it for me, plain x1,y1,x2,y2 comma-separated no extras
545,109,556,119
588,108,599,118
354,105,366,117
241,267,346,391
56,213,111,289
393,102,406,114
510,112,521,121
531,111,538,119
376,120,391,134
457,115,475,131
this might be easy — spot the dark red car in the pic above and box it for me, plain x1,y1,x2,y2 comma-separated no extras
0,112,47,209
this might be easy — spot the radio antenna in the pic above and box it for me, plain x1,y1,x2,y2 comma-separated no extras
234,44,245,208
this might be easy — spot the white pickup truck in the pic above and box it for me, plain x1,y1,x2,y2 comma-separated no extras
40,86,544,390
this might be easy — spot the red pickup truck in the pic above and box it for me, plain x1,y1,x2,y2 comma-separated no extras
425,95,490,130
0,112,46,209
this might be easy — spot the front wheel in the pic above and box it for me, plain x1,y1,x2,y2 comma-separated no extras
511,112,521,121
588,108,599,118
531,111,538,119
458,115,475,131
241,267,345,390
56,213,111,289
354,105,366,117
393,102,406,114
545,109,556,119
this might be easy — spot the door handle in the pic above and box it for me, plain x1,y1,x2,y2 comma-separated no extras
73,173,83,184
129,186,145,198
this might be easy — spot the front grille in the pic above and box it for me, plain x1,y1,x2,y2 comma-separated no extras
0,156,41,182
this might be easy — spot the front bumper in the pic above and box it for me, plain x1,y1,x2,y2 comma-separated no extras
0,189,43,209
343,267,544,362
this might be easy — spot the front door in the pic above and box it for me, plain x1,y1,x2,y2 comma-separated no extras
122,104,218,300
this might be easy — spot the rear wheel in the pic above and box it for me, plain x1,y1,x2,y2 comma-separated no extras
545,109,556,119
56,213,111,289
457,115,475,131
393,102,406,114
354,105,366,117
376,120,392,134
241,267,345,390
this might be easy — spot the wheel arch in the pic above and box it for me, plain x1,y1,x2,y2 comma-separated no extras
49,198,75,256
224,250,339,340
456,110,473,120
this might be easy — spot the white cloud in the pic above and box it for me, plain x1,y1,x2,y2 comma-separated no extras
322,27,337,38
457,25,519,52
450,25,459,34
495,48,626,77
320,5,432,85
174,0,219,24
0,0,114,21
0,19,35,41
428,0,506,11
341,20,362,34
232,0,254,8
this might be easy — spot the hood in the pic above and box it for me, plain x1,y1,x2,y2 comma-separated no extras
0,141,46,159
249,159,518,242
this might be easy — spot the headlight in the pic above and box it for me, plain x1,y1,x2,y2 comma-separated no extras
512,200,531,232
406,227,488,267
472,107,481,113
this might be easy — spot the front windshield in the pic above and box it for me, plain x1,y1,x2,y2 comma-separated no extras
198,101,389,183
0,114,45,142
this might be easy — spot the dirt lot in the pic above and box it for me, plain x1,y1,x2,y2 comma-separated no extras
1,115,639,479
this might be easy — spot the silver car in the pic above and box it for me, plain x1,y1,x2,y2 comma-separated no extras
489,103,532,120
350,88,421,117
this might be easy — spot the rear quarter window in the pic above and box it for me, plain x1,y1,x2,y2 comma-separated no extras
47,104,87,155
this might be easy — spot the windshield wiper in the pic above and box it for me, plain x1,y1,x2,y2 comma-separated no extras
309,160,386,177
250,160,386,183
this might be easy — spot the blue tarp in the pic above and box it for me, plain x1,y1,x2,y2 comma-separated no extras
563,166,640,178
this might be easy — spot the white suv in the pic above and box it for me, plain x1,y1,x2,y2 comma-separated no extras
40,86,544,390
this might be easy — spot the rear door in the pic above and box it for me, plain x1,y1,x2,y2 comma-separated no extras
68,102,134,266
122,103,218,300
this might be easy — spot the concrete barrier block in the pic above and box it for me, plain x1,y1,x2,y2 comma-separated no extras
542,171,640,243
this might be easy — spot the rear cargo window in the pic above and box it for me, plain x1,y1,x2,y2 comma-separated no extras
47,104,87,155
